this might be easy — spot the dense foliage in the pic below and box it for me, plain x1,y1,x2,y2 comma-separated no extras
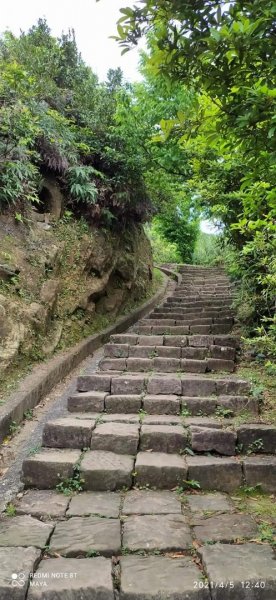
0,18,199,260
111,0,276,349
0,20,152,225
1,5,276,349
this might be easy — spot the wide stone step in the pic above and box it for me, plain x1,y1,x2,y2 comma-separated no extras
104,342,236,361
177,289,232,294
99,355,235,373
22,445,276,492
41,414,275,457
179,293,233,298
135,322,233,335
147,313,235,325
166,298,232,306
67,392,258,416
76,373,250,396
110,333,240,348
155,308,235,318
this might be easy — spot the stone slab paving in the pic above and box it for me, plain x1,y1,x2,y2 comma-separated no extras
120,555,210,599
15,490,70,518
186,493,234,514
27,557,113,600
199,543,276,599
122,514,192,552
0,515,53,548
0,546,41,600
67,491,120,517
49,516,120,557
122,490,181,515
192,513,258,543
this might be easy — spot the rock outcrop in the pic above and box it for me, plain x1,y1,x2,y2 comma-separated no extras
0,213,153,373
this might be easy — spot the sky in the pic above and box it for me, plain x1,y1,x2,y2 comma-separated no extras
0,1,217,234
0,0,142,82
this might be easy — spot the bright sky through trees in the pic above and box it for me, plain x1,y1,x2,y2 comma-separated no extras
0,0,142,82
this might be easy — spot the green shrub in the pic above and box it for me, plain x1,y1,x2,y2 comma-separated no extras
192,231,221,265
145,224,181,264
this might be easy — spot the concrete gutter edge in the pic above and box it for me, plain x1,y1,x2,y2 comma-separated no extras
155,265,182,285
0,273,169,443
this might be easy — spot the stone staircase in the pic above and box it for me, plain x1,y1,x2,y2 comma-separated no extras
1,265,275,598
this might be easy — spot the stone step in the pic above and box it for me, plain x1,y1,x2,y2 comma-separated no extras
76,373,250,397
110,333,240,349
156,308,234,318
67,391,107,412
41,414,274,456
181,394,258,416
135,452,276,492
22,449,82,489
156,303,234,311
104,343,236,361
177,293,232,297
68,392,257,416
175,288,232,294
148,313,235,325
167,297,232,304
165,296,232,301
80,451,134,491
99,355,235,373
166,300,233,309
135,322,233,335
22,445,276,492
42,417,97,448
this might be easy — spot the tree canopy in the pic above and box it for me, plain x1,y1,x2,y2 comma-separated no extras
110,0,276,333
1,5,275,341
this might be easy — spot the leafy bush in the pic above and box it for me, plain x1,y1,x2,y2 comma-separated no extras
67,166,99,204
145,223,181,264
192,231,221,266
0,20,152,224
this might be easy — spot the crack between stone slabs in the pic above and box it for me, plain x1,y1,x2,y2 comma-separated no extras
23,549,42,600
112,556,121,598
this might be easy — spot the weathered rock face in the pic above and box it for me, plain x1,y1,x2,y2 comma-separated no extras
0,213,153,373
